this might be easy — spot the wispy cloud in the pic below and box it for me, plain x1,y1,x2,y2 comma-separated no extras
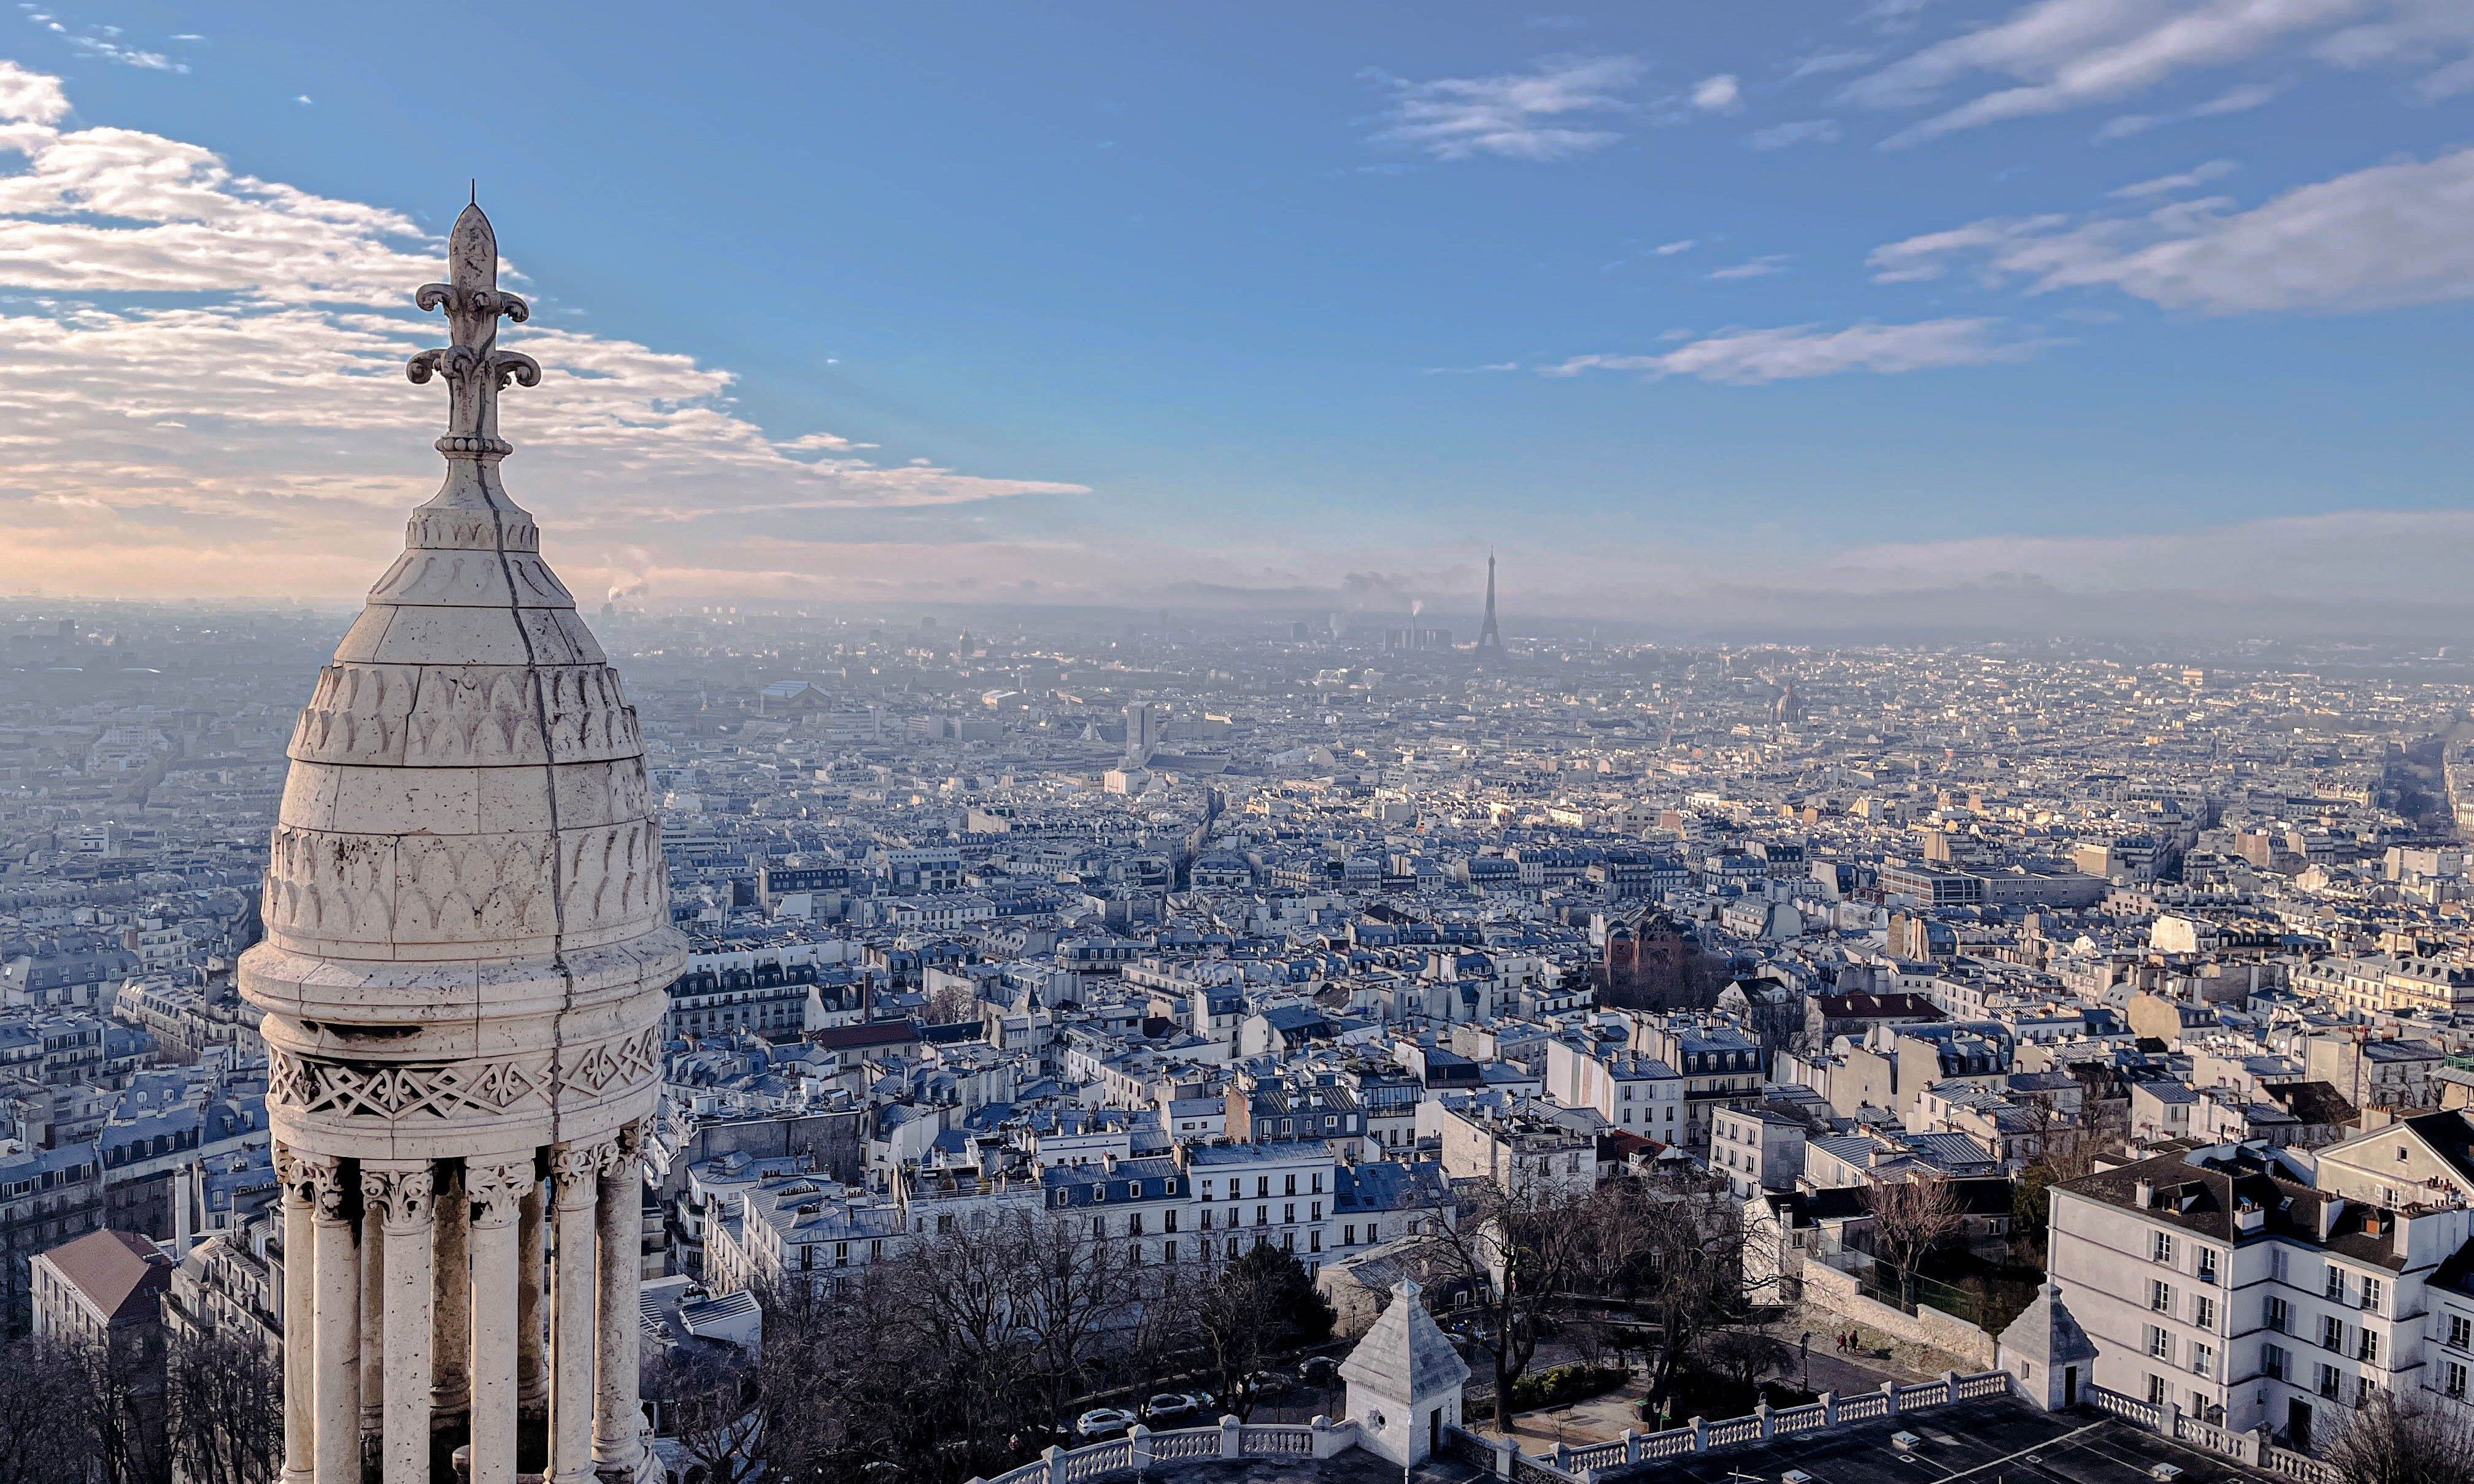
1362,55,1643,161
1746,118,1841,149
1541,317,2046,385
1789,50,1878,79
1843,0,2474,147
1869,145,2474,312
1655,239,1696,255
2094,80,2279,140
1422,361,1522,374
21,10,191,72
2108,158,2235,198
1709,253,1792,279
1690,73,1742,112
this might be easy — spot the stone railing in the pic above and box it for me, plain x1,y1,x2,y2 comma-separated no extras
966,1415,1359,1484
2081,1386,2339,1484
1450,1370,2018,1482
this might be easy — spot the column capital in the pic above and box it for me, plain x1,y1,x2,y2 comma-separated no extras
550,1138,609,1207
300,1150,352,1223
469,1158,533,1229
362,1163,437,1231
601,1120,642,1172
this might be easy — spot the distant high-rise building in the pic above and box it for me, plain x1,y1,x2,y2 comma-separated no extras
1124,701,1163,762
1474,553,1503,657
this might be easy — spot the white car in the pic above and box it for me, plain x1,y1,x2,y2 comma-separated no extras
1144,1393,1199,1421
1075,1408,1139,1439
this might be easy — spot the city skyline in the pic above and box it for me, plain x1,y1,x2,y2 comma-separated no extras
4,2,2474,634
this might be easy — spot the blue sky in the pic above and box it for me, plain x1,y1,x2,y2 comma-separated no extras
5,1,2474,629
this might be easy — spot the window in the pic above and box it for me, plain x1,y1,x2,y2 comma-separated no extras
2148,1374,2170,1405
2151,1281,2174,1314
2359,1277,2383,1313
1162,1239,1176,1263
1285,1174,1297,1197
1165,1210,1177,1233
2359,1331,2379,1365
2194,1296,2215,1330
1200,1209,1214,1230
2267,1297,2290,1333
1344,1224,1356,1245
1093,1216,1106,1239
2324,1317,2345,1352
1311,1201,1322,1221
1255,1205,1267,1227
2154,1232,2176,1264
1366,1222,1379,1244
2449,1315,2472,1351
2191,1343,2214,1378
2148,1326,2171,1360
1129,1213,1144,1237
2319,1365,2341,1400
2445,1361,2468,1401
1310,1229,1322,1253
2262,1344,2289,1382
2328,1267,2348,1301
2197,1248,2219,1285
1284,1204,1295,1224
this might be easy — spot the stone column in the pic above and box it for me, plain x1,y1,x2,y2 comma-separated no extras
593,1125,642,1470
432,1161,471,1422
361,1205,385,1450
277,1147,316,1484
518,1179,548,1415
466,1159,531,1484
310,1154,361,1484
547,1140,603,1484
366,1164,437,1484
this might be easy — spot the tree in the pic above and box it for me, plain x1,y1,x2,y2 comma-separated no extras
1865,1176,1963,1307
643,1344,764,1484
1700,1328,1790,1395
1418,1169,1597,1429
0,1336,98,1484
1584,1174,1769,1412
2324,1389,2474,1484
1194,1244,1335,1420
164,1328,281,1484
1006,1213,1138,1430
1111,1258,1202,1409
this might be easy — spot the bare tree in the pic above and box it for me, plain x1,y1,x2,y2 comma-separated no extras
1585,1174,1768,1412
2324,1389,2474,1484
68,1334,170,1484
644,1345,764,1484
1112,1259,1202,1409
1193,1244,1335,1420
1865,1175,1963,1307
1006,1213,1137,1429
0,1336,98,1484
1699,1328,1790,1396
164,1328,281,1484
1417,1171,1595,1429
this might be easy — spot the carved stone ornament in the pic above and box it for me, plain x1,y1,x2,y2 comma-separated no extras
361,1165,437,1228
266,1026,661,1122
548,1140,606,1204
406,198,538,455
307,1153,353,1222
468,1159,534,1228
599,1120,642,1176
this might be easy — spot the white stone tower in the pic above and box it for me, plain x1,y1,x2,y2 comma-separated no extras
240,200,684,1484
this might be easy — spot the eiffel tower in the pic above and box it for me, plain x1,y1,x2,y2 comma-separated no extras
1474,552,1504,657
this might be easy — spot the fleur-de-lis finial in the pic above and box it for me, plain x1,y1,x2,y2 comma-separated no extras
407,199,540,457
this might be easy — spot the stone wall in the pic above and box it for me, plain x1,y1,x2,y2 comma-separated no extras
1802,1260,1997,1369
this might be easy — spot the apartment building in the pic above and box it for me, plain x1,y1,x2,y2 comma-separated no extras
2047,1114,2474,1451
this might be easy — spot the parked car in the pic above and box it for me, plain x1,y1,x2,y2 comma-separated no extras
1144,1393,1200,1421
1298,1356,1339,1386
1075,1408,1138,1439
